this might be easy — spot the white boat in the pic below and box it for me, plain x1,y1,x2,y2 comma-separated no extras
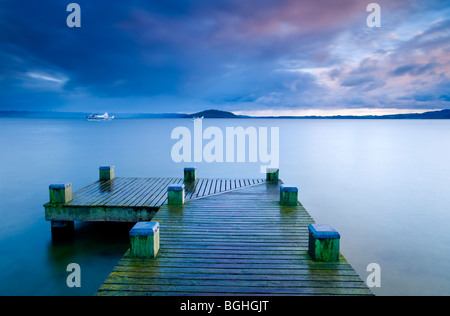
86,112,114,121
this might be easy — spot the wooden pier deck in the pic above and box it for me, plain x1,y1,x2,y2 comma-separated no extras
44,177,265,222
96,181,373,296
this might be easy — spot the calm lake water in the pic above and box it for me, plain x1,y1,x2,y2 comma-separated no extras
1,118,450,296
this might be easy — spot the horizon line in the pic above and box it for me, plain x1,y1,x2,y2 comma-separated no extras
0,108,448,118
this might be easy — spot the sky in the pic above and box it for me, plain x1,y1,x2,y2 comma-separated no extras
1,0,450,116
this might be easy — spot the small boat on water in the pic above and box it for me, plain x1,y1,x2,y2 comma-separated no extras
86,112,114,121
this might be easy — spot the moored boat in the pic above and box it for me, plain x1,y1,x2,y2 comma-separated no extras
86,113,114,121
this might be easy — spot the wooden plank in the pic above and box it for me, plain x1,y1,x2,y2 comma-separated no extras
207,179,215,196
69,181,100,200
74,178,138,206
98,283,371,296
144,178,178,207
185,179,200,200
105,270,365,282
102,178,149,206
102,274,369,289
88,178,140,205
214,179,220,194
83,178,136,204
140,178,173,207
200,179,210,198
194,179,206,199
151,178,184,206
116,260,354,271
121,178,159,207
67,180,116,205
220,179,225,192
210,179,217,195
202,179,211,197
132,178,168,207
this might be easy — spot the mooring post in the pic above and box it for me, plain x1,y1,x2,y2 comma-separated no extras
129,222,160,259
308,224,341,262
266,168,279,182
49,183,73,204
99,166,115,181
184,167,196,183
49,183,74,237
279,185,298,206
168,184,185,205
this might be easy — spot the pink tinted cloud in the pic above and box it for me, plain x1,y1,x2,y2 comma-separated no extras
117,0,369,50
231,0,364,35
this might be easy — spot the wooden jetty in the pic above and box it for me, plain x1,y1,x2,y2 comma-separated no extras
44,166,265,225
44,167,372,296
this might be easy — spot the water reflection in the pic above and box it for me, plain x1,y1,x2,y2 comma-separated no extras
99,180,115,193
184,179,197,194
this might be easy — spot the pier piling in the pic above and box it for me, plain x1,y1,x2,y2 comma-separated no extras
129,222,160,259
49,183,73,204
49,183,74,238
167,184,185,205
266,168,279,182
99,166,115,181
308,224,341,262
184,167,196,182
279,185,298,206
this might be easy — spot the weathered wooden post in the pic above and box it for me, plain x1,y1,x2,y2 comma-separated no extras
266,168,279,182
308,224,341,262
184,167,196,182
168,184,185,205
99,166,115,181
279,185,298,206
49,183,74,237
129,222,160,259
49,183,73,204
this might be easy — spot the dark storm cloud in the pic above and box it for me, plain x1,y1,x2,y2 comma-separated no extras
0,0,449,113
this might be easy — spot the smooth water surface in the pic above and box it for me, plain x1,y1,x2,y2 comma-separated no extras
1,118,450,296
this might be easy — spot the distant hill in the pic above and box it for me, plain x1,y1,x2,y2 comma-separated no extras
376,109,450,119
183,108,450,119
183,109,244,118
246,109,450,119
